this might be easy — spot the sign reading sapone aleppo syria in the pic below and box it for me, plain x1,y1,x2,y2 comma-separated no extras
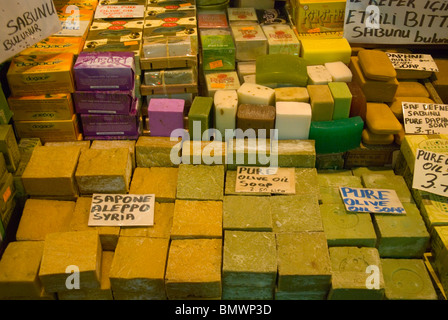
344,0,448,45
0,0,62,63
88,194,155,227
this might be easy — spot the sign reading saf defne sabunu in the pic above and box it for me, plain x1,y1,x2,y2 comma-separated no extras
0,0,62,63
88,194,155,227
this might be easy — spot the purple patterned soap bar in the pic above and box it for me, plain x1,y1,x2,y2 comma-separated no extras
74,52,135,91
147,98,185,137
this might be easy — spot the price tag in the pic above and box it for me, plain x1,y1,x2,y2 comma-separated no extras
413,149,448,198
209,60,223,70
386,53,439,72
235,166,295,194
402,102,448,135
339,187,406,215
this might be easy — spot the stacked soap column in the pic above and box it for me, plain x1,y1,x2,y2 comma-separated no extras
53,0,97,40
73,51,141,140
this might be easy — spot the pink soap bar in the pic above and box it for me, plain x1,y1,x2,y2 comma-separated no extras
148,98,185,137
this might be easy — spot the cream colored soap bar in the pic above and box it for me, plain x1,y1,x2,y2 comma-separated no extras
365,102,402,135
275,87,309,103
0,241,45,299
75,147,132,194
129,167,178,203
39,230,102,293
136,136,182,168
90,140,136,170
21,146,81,197
307,65,333,85
16,199,75,241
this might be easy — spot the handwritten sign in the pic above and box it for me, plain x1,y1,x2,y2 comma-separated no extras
386,53,439,72
413,149,448,198
339,187,406,215
0,0,61,63
402,102,448,135
94,5,145,19
344,0,448,45
88,194,155,227
235,166,295,194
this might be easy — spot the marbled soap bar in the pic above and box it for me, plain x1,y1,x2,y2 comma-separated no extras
307,85,334,122
176,164,225,201
214,89,238,137
256,54,308,87
382,259,438,300
223,196,272,231
188,96,214,141
129,167,178,203
222,230,277,288
276,232,331,292
328,247,384,300
347,81,367,121
320,203,377,247
75,148,132,194
231,24,267,61
275,102,311,140
165,239,222,299
361,173,413,203
362,128,395,145
0,241,45,299
365,102,402,135
275,140,316,168
395,81,430,98
135,136,182,168
16,199,75,241
39,230,101,293
109,237,169,298
389,97,434,121
300,38,351,65
328,82,352,120
147,98,185,137
275,87,309,103
358,50,397,81
181,140,226,165
236,104,276,138
372,202,429,258
307,65,333,85
171,200,223,239
237,82,275,105
324,61,353,82
271,195,323,233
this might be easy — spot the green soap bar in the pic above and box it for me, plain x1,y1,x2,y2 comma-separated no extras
256,54,308,87
318,174,363,204
222,286,273,300
381,258,438,300
275,290,328,300
200,30,236,71
176,164,225,201
222,230,277,288
309,116,364,154
328,82,352,120
271,195,323,233
351,167,395,177
373,202,430,258
361,173,413,203
294,168,320,197
276,232,332,292
224,171,270,196
274,140,316,168
188,96,214,141
320,203,377,247
307,85,334,122
420,193,448,231
226,138,273,170
328,247,384,300
317,169,353,176
223,196,272,231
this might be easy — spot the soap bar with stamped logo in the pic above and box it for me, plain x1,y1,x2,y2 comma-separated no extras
231,24,267,61
205,71,241,97
262,24,300,56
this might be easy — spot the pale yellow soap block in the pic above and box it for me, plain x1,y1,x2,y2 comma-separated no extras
21,146,81,197
44,140,91,151
365,102,402,135
90,140,136,170
136,136,182,167
69,197,120,251
109,237,169,297
165,239,222,299
75,147,132,194
39,230,102,293
129,167,178,203
0,241,45,299
16,199,75,241
275,87,309,103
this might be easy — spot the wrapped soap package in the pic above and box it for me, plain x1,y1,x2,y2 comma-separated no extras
8,94,75,121
142,36,195,59
144,67,196,86
146,0,197,12
262,24,300,56
73,89,136,115
20,37,85,56
143,17,198,50
200,29,236,71
87,19,144,42
227,7,258,25
197,11,229,29
257,8,290,25
231,24,268,61
204,71,241,97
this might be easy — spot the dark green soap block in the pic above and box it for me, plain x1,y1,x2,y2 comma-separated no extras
188,96,214,141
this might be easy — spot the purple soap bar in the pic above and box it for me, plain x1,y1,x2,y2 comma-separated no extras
147,98,185,137
74,52,135,91
73,89,135,114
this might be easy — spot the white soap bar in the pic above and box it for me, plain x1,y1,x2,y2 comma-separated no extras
275,102,312,140
307,65,333,85
237,82,275,105
324,61,353,82
243,74,256,84
214,90,239,135
237,61,256,83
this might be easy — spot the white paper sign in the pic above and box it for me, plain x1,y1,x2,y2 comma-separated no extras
0,0,62,63
94,5,145,19
386,53,439,72
402,102,448,135
339,187,406,215
88,194,155,227
235,166,296,194
413,149,448,198
344,0,448,45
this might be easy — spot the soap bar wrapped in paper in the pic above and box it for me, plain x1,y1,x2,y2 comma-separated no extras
142,36,194,58
200,29,236,71
231,24,267,61
262,24,300,56
144,67,196,86
205,71,241,97
227,7,258,25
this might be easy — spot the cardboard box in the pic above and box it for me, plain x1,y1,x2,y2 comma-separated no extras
88,19,144,42
0,83,13,125
0,125,21,173
7,53,75,96
73,89,135,114
14,115,80,143
200,29,236,72
8,94,75,121
19,37,85,56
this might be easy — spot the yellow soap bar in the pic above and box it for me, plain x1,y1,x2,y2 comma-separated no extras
39,230,102,293
0,241,45,299
389,97,434,121
395,82,430,98
394,124,406,146
358,50,397,81
16,199,75,241
300,38,351,65
90,140,136,170
129,167,178,203
362,128,394,145
366,103,402,135
135,136,182,168
275,87,310,103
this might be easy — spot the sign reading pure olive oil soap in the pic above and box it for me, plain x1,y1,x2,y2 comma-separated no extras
235,166,295,194
413,149,448,198
339,187,406,215
88,194,155,227
0,0,62,63
344,0,448,45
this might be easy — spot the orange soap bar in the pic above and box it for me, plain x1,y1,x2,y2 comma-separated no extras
365,103,402,135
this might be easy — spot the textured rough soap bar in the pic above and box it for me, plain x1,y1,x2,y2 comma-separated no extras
16,199,75,241
224,171,270,196
90,140,136,170
39,230,102,293
318,174,363,204
214,89,238,137
181,140,226,165
365,103,402,135
275,87,309,103
237,82,275,106
223,196,272,231
176,164,225,201
129,167,178,203
300,38,351,65
358,50,397,81
226,138,273,170
165,239,222,299
293,168,320,196
328,82,352,120
307,65,333,85
307,85,334,122
236,104,276,138
171,200,222,239
135,136,182,168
